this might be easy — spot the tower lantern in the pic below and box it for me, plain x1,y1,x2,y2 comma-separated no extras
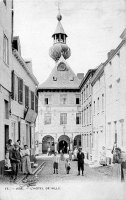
49,12,71,62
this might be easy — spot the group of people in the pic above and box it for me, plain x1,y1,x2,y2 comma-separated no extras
5,139,32,182
111,143,125,182
53,147,85,176
100,143,125,182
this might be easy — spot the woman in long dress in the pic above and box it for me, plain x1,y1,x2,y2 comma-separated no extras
112,147,122,182
21,145,32,175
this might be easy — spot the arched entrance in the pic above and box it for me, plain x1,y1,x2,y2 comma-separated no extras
74,134,81,149
58,135,70,153
42,135,54,154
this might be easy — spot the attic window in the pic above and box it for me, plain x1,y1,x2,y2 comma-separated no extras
69,77,74,81
53,77,57,81
116,78,120,83
117,52,120,57
109,61,112,65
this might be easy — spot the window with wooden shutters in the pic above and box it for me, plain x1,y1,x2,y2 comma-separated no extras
18,78,23,104
25,85,29,108
35,95,38,113
31,91,34,110
11,70,15,100
3,34,9,65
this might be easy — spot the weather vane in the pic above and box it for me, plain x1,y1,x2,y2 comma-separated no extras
57,0,62,14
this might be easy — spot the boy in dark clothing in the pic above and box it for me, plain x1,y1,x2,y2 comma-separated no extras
9,142,21,181
77,147,85,176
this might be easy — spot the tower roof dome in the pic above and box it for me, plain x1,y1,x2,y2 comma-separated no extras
49,43,71,61
57,13,62,21
50,12,70,62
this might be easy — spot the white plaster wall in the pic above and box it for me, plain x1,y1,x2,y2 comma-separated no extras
37,91,81,143
92,73,106,160
105,42,126,151
0,0,12,162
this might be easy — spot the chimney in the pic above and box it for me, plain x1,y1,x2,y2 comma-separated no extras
77,73,84,80
107,49,115,59
25,60,33,73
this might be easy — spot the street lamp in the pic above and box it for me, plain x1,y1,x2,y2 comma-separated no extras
63,125,66,135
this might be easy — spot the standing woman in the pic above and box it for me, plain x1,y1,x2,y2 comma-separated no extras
21,145,32,175
112,147,123,182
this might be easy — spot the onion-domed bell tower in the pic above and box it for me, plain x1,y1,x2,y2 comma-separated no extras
49,12,71,62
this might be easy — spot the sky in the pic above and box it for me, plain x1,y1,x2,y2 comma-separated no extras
13,0,126,85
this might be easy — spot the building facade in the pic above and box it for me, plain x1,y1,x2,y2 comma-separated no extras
105,29,126,154
91,28,126,162
0,0,39,174
11,36,39,155
80,69,96,160
37,13,82,154
0,0,13,174
91,64,106,162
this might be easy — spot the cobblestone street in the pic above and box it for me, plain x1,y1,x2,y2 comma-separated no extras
36,154,113,183
0,155,126,200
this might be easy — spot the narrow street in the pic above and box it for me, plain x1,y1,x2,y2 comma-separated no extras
36,154,112,184
0,155,126,200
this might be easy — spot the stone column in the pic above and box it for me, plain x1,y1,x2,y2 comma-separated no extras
70,138,74,151
55,142,57,152
54,139,58,152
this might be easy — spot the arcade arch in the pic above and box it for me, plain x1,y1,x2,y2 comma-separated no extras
73,134,81,149
58,135,70,153
42,135,54,154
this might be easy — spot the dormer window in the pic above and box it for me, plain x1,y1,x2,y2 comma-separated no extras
69,77,74,81
53,76,57,81
117,52,120,57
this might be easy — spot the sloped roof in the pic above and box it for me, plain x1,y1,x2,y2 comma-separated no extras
52,21,67,37
38,56,81,90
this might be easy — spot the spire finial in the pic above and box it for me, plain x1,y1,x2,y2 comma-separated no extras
57,0,62,21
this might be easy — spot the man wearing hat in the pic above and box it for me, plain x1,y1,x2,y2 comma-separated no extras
77,147,85,176
9,142,21,181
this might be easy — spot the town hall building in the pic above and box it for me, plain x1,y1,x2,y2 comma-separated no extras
37,12,83,154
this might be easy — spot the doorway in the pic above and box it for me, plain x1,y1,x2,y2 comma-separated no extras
5,125,9,153
59,140,68,153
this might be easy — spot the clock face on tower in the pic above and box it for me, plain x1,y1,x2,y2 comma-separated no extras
57,62,67,71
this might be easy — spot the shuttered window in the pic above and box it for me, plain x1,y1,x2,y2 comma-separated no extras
18,78,23,104
3,34,9,65
25,85,29,108
35,95,38,113
11,70,15,100
31,91,34,110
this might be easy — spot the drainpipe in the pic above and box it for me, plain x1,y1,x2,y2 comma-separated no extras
11,0,14,44
104,68,107,149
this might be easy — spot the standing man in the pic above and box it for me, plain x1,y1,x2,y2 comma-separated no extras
53,152,59,174
9,142,21,182
77,147,85,176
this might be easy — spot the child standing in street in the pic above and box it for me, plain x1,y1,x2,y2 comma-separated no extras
53,152,59,174
65,158,71,174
